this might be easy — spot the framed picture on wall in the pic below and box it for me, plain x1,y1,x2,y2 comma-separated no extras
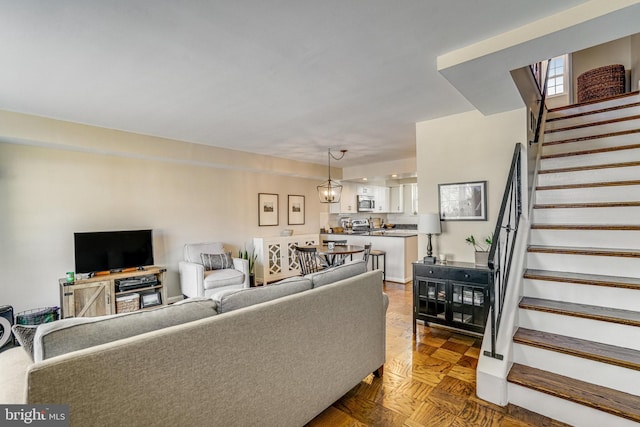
438,181,487,221
287,195,305,225
258,193,279,226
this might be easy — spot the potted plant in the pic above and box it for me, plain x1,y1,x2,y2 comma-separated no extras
239,246,258,287
465,235,492,266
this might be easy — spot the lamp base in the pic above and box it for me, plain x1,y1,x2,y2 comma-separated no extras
423,256,436,264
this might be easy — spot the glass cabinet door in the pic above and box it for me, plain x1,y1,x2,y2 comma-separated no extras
450,282,486,327
416,277,447,320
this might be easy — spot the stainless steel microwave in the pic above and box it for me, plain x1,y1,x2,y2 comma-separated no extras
357,195,375,212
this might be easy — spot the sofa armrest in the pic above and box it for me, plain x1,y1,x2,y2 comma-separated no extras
178,261,205,297
233,258,250,288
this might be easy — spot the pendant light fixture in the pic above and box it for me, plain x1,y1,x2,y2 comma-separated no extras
317,148,347,203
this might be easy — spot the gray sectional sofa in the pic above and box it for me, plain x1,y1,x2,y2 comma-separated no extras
0,260,386,426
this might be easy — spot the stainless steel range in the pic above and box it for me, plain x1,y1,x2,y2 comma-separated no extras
351,218,370,233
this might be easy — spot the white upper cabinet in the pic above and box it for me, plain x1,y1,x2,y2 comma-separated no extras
356,184,374,196
389,186,404,213
374,186,389,213
330,182,357,214
403,183,418,215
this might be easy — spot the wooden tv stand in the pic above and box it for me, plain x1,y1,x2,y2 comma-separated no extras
59,266,167,318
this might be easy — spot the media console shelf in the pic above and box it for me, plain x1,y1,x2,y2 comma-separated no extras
413,261,491,336
59,266,167,318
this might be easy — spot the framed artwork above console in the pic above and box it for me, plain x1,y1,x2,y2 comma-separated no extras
438,181,487,221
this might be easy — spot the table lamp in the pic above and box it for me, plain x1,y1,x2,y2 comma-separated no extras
419,213,441,264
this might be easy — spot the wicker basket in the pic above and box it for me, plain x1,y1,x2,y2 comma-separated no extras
577,64,625,103
16,307,59,325
116,293,140,313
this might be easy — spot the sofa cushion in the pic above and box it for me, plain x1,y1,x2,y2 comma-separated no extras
203,268,245,290
201,252,233,271
305,259,368,288
33,297,218,362
11,324,38,361
0,347,31,404
184,242,225,263
212,276,312,313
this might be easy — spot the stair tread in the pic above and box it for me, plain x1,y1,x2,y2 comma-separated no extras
544,114,640,134
546,101,640,122
533,201,640,208
524,268,640,290
528,245,640,257
536,180,640,190
508,363,640,423
538,160,640,174
519,296,640,327
541,143,640,159
514,328,640,371
542,128,640,147
531,224,640,230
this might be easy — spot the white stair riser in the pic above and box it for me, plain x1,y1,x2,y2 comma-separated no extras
537,167,640,186
546,106,640,130
508,383,639,427
527,251,640,277
544,119,640,143
513,344,640,396
535,185,640,204
523,279,640,311
518,309,640,351
542,132,640,156
529,229,640,250
547,96,640,120
541,149,640,170
532,206,640,225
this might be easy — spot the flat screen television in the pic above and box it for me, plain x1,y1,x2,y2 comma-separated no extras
74,229,154,274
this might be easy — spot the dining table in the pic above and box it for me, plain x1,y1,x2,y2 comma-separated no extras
308,244,365,267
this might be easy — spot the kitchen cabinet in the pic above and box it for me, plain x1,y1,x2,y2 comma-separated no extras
254,234,319,284
413,261,491,335
403,183,418,215
330,182,357,214
356,184,375,196
374,186,389,213
389,186,403,213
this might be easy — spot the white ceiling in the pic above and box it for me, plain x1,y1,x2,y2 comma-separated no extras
0,0,602,167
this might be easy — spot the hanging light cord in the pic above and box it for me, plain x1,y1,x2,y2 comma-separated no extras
327,149,347,179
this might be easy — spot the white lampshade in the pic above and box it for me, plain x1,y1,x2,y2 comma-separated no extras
418,213,441,234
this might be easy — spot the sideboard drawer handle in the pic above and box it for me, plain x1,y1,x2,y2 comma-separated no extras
429,270,434,274
464,274,470,278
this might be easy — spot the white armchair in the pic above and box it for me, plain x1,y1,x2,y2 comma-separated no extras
179,242,250,298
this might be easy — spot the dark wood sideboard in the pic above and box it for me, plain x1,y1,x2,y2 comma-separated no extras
413,260,492,335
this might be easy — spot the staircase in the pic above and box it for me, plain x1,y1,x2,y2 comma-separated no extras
506,92,640,427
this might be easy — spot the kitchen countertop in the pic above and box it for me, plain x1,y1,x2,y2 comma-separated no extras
323,230,417,238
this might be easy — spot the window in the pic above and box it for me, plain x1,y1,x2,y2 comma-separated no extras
546,55,568,96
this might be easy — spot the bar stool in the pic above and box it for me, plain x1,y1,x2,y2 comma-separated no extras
369,249,386,281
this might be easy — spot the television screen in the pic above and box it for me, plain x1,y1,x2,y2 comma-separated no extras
74,230,154,274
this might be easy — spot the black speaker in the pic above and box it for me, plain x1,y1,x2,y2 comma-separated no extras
0,305,15,351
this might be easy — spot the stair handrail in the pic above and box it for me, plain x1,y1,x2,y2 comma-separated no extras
532,59,551,144
485,143,522,359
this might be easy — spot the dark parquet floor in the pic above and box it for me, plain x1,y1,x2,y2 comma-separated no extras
307,281,569,427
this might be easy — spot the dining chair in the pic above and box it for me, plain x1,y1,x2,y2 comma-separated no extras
363,243,372,263
295,246,324,275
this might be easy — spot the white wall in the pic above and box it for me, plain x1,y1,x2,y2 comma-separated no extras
0,114,326,314
416,109,527,263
